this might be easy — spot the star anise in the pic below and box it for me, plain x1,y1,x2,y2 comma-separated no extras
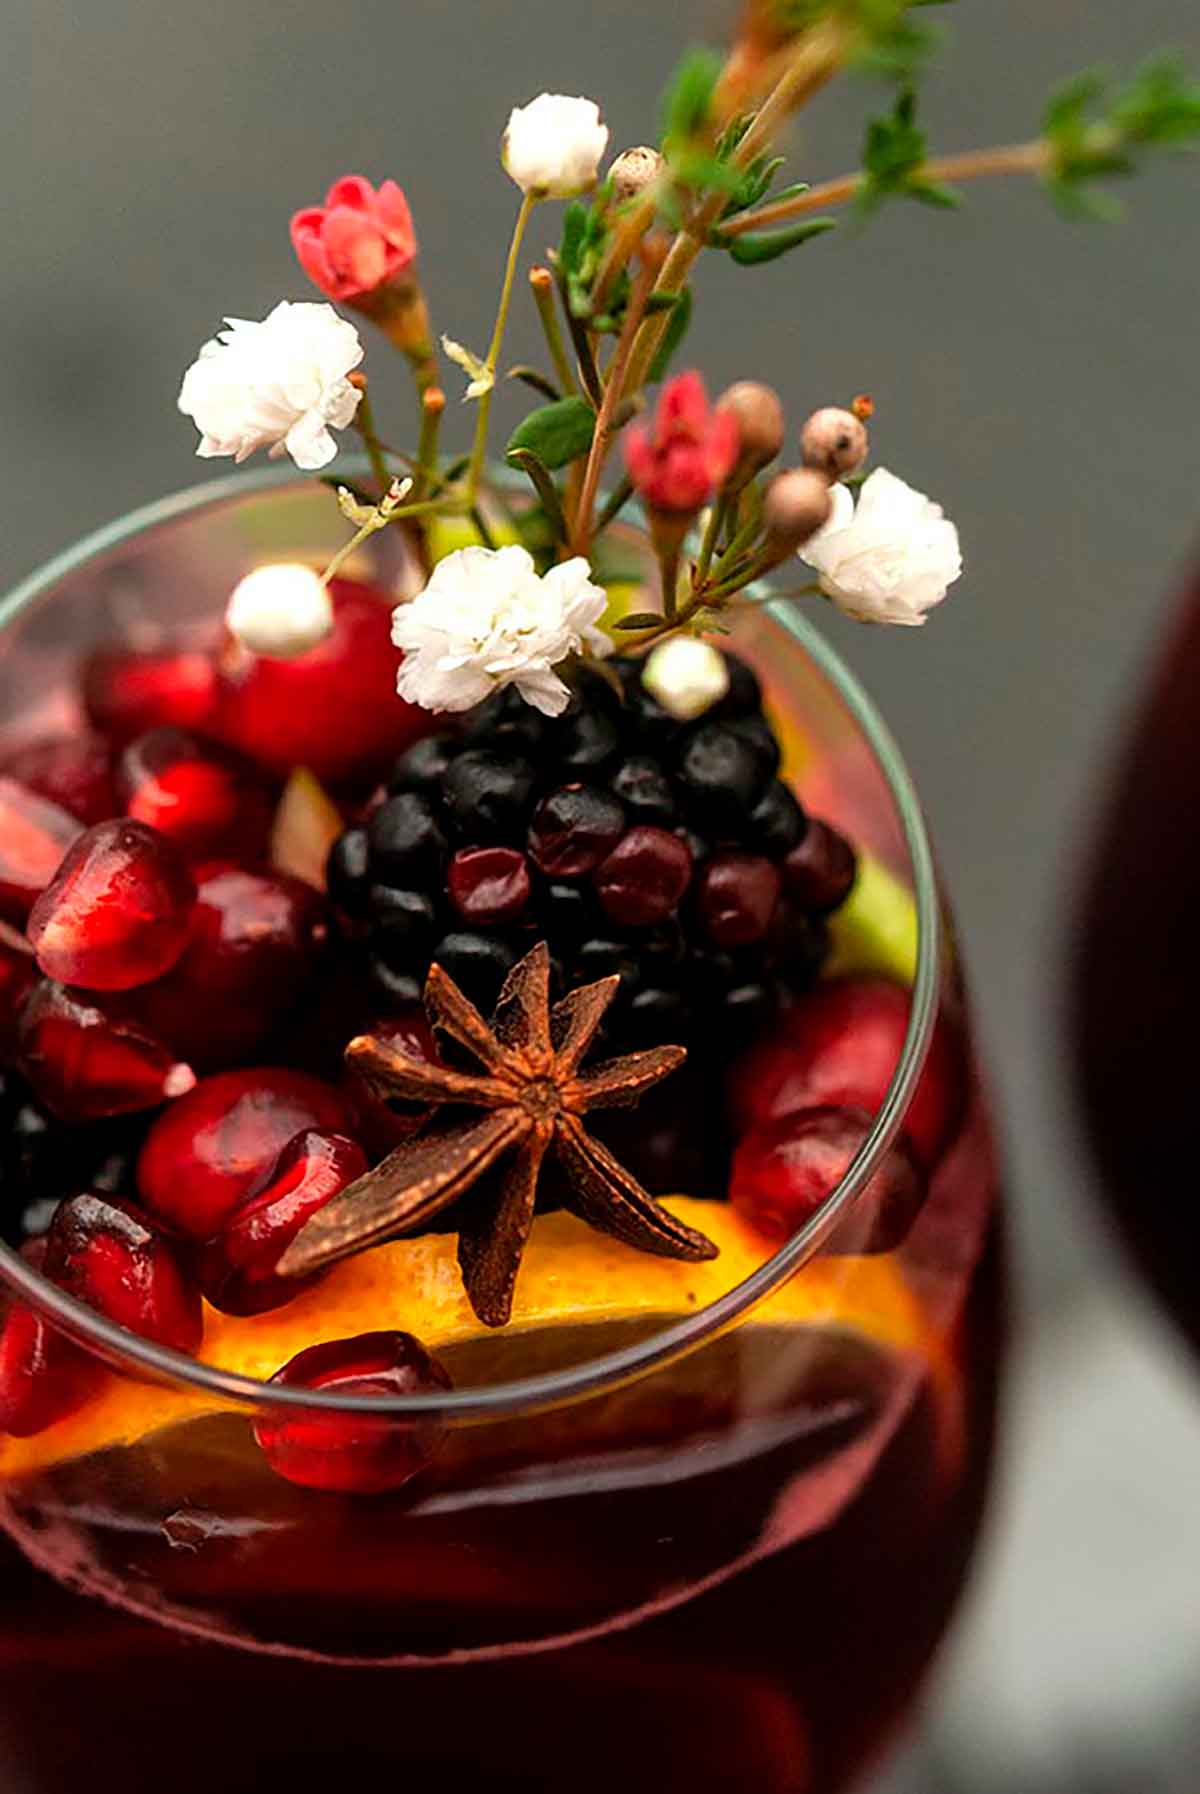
278,940,718,1327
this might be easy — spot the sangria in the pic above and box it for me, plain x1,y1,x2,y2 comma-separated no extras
0,473,1001,1794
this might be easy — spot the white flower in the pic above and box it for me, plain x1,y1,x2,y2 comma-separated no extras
502,94,609,198
392,545,610,716
225,563,334,659
178,301,364,472
800,468,963,627
642,637,730,721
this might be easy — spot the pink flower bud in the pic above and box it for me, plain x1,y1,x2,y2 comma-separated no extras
623,371,740,517
290,176,417,305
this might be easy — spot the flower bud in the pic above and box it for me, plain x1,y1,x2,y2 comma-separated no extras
226,564,334,659
761,470,833,556
608,146,664,204
624,371,739,518
642,638,730,722
716,381,785,490
800,407,869,482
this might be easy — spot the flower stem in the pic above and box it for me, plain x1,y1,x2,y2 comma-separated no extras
321,495,448,588
416,385,446,498
719,139,1051,236
352,385,391,495
466,192,537,505
571,238,666,555
694,493,732,586
529,265,578,396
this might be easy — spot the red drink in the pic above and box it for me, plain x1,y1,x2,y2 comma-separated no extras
0,474,1002,1794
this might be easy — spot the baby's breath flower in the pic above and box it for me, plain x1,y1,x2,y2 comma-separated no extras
801,469,962,627
225,563,334,659
502,94,609,198
642,637,730,721
391,545,609,716
177,301,363,471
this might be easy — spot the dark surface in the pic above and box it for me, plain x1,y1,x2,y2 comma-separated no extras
3,1,1200,1787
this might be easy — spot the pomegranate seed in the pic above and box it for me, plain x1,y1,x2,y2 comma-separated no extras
254,1330,452,1493
126,863,327,1070
28,820,196,992
199,1130,368,1316
136,1067,352,1237
0,777,82,923
527,786,626,878
0,927,36,1062
0,735,116,827
781,819,858,913
216,578,433,783
46,1192,202,1351
731,1106,925,1252
18,980,195,1121
341,1008,440,1157
729,977,964,1170
82,646,219,748
594,827,692,929
446,846,532,926
0,1296,99,1438
117,728,272,861
695,853,782,947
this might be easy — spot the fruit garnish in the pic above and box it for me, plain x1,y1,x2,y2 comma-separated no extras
0,1293,99,1440
47,1192,202,1352
0,734,117,828
278,941,716,1328
269,767,344,890
27,819,196,992
136,1067,352,1238
731,1106,925,1253
782,818,858,914
0,1198,943,1478
82,646,219,748
17,981,196,1122
116,727,271,862
0,777,82,923
253,1330,453,1493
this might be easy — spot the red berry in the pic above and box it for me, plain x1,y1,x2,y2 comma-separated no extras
731,1106,924,1252
781,819,857,913
446,846,532,926
254,1330,452,1493
28,820,196,992
729,977,963,1170
117,728,272,861
0,735,116,827
215,578,432,784
341,1008,440,1157
0,777,82,923
46,1192,202,1351
82,646,219,748
594,827,692,928
136,1067,352,1238
126,863,327,1070
695,853,782,947
199,1130,368,1316
18,980,195,1121
0,1296,99,1438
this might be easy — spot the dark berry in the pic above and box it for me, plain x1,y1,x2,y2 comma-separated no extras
715,652,762,718
464,687,550,753
574,936,644,990
728,713,781,779
537,881,597,940
611,756,678,827
594,827,693,929
674,724,770,834
430,931,518,1010
442,751,535,844
326,827,371,916
747,781,808,857
556,703,620,773
626,984,691,1042
766,907,829,989
368,887,437,955
447,847,532,926
367,956,425,1008
389,732,459,797
722,979,778,1037
367,792,448,883
528,786,625,878
614,667,678,751
782,819,858,913
695,853,782,947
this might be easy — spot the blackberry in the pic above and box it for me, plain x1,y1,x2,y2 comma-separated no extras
0,1071,145,1248
332,650,856,1058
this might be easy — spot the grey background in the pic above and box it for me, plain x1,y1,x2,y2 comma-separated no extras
4,2,1200,1787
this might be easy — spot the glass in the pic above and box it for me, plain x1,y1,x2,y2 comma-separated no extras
0,467,1003,1794
1072,556,1200,1352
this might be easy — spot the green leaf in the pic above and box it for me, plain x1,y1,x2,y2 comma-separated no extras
661,47,723,142
558,203,589,279
505,448,568,544
506,397,595,471
647,286,694,382
728,218,838,264
857,87,961,214
615,613,666,631
1042,55,1200,212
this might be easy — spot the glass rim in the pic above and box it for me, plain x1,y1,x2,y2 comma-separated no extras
0,461,941,1423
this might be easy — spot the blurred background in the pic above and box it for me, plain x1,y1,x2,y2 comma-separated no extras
4,1,1200,1787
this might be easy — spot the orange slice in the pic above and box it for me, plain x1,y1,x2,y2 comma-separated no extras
0,1200,950,1481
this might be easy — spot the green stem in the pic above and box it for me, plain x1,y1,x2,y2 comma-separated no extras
416,388,445,499
352,388,391,495
321,495,450,588
466,192,537,505
530,266,579,396
694,493,731,586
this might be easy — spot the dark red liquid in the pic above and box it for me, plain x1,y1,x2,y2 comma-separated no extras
1072,566,1200,1351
